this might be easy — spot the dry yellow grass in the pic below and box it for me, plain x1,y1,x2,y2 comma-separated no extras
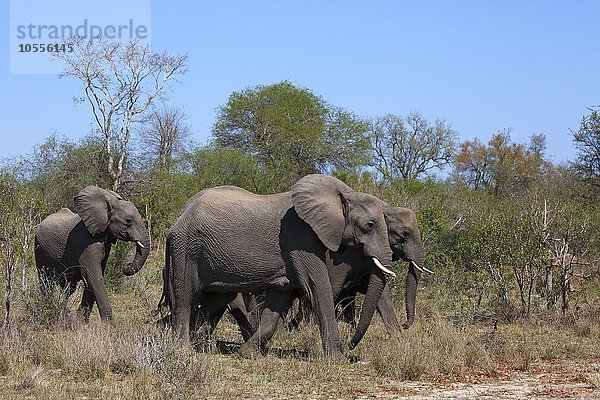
1,252,599,399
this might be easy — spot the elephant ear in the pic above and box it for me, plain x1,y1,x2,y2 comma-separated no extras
291,174,353,252
74,186,119,237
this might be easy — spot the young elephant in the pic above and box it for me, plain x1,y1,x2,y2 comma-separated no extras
159,174,394,361
35,186,150,321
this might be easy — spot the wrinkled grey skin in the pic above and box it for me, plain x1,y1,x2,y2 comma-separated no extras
333,205,426,340
328,205,424,347
197,206,425,349
384,205,425,331
158,174,393,360
35,186,150,321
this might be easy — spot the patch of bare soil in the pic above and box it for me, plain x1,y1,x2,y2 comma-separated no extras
364,359,600,399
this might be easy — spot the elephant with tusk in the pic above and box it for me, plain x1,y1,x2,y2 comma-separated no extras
157,174,396,361
159,198,430,354
35,186,150,321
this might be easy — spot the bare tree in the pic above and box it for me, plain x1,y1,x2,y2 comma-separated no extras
139,105,190,173
539,198,594,315
369,112,457,182
53,37,188,190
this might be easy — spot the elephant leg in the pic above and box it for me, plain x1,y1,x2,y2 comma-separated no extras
62,278,78,300
38,270,56,299
227,293,256,342
79,285,95,322
191,292,238,342
238,290,292,358
80,265,113,321
293,253,345,361
173,296,193,345
170,248,197,345
36,261,53,298
189,305,226,353
286,293,308,331
287,299,303,331
243,292,264,328
308,282,344,359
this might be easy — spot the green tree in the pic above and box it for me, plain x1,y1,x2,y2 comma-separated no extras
571,107,600,191
133,144,275,237
453,131,550,193
25,134,110,211
185,145,272,193
212,81,370,185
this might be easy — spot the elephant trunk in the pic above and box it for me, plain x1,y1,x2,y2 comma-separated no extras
123,229,150,276
349,268,387,349
376,283,402,337
403,256,424,329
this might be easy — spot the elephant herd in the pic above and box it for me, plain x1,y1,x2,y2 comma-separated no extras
34,174,430,361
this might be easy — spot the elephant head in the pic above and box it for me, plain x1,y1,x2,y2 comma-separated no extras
74,186,150,276
384,205,430,329
292,174,393,348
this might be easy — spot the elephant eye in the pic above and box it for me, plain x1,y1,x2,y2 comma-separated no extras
125,218,133,226
393,229,409,242
358,220,375,234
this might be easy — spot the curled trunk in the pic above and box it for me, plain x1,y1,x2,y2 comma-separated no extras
122,230,150,276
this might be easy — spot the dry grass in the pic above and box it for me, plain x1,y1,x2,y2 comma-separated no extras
1,256,599,398
483,316,600,369
586,372,600,389
0,319,220,399
356,312,494,380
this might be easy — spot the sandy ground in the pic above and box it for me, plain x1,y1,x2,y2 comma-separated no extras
357,360,600,399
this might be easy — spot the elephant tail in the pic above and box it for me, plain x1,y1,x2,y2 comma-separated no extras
152,237,173,318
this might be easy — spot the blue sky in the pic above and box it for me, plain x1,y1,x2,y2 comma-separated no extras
2,1,599,165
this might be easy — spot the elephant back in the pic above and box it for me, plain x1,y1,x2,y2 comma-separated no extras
36,208,80,234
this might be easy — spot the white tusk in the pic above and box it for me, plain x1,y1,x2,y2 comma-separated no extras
372,257,396,278
411,260,433,274
136,241,145,249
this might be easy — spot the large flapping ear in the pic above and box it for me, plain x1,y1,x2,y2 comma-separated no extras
291,174,354,252
73,186,119,236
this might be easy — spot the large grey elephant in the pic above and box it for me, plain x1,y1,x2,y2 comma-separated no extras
159,174,394,360
329,204,431,344
34,186,150,321
193,205,429,349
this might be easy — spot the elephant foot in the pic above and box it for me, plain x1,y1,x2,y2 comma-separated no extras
99,313,114,323
323,349,347,363
155,314,172,330
346,354,359,364
238,342,264,359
